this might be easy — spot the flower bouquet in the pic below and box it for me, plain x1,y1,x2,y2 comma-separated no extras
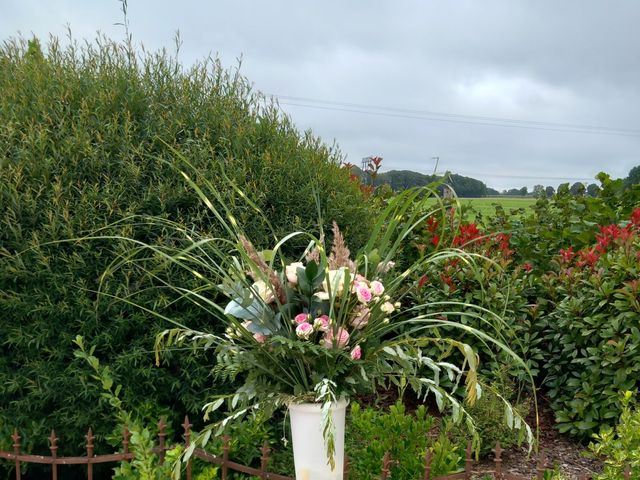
101,164,532,478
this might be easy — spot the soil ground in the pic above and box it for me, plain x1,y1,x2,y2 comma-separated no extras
474,402,603,480
356,389,603,480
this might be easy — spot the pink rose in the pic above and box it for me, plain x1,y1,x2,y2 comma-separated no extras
253,333,267,343
351,307,370,329
295,322,314,339
313,314,330,332
323,327,350,349
356,283,372,303
350,345,362,360
370,280,384,296
294,313,310,324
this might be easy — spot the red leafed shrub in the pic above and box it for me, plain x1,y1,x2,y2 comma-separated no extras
540,208,640,438
407,213,542,382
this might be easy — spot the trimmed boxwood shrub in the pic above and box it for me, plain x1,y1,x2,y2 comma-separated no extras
0,35,374,467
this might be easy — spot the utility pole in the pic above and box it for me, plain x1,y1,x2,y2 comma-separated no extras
431,156,439,175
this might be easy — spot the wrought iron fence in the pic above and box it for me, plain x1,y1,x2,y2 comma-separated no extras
0,417,614,480
0,416,293,480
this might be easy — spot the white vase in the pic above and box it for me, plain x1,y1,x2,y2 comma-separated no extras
288,399,348,480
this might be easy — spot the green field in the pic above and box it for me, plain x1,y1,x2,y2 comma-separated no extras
460,196,536,217
425,196,536,219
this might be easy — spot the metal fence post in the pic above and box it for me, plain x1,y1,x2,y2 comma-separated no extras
11,429,20,480
49,430,58,480
85,428,95,480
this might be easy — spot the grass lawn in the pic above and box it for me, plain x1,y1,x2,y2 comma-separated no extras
459,197,536,218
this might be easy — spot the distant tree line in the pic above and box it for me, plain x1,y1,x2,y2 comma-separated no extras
353,167,492,197
354,162,639,199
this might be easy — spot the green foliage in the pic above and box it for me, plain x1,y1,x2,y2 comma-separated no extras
74,336,184,480
541,211,640,438
112,430,183,480
346,402,464,479
0,33,373,464
543,464,572,480
589,391,640,479
477,174,639,272
625,165,640,188
406,212,543,383
451,376,531,457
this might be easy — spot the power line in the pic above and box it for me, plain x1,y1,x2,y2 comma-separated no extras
268,93,640,137
454,171,593,181
273,93,639,133
404,169,593,182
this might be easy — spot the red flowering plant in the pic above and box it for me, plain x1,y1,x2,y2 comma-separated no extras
406,205,544,389
540,208,640,438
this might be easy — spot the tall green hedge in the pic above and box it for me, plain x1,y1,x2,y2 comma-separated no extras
0,35,373,465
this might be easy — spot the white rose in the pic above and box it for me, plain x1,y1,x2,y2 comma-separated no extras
380,302,395,314
322,267,349,296
252,280,275,304
285,262,304,286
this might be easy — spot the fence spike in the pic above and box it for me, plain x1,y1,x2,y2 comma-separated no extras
49,430,59,480
85,428,95,456
49,430,59,455
423,448,432,480
222,435,231,479
158,417,167,465
381,452,392,480
536,448,546,480
493,441,503,480
122,426,131,456
182,416,193,480
86,428,95,480
260,441,271,477
182,415,192,442
12,429,21,480
11,429,21,451
465,441,473,479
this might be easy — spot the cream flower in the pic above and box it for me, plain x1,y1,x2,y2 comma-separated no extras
380,302,395,314
322,267,349,296
351,307,370,329
285,262,304,286
252,280,275,304
294,313,310,324
314,315,330,332
350,345,362,360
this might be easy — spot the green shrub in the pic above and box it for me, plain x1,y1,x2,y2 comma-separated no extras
0,33,374,468
451,376,531,458
589,391,640,479
476,175,640,272
541,210,640,438
346,402,465,479
406,212,544,384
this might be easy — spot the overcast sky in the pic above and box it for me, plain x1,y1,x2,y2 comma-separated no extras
3,1,639,190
